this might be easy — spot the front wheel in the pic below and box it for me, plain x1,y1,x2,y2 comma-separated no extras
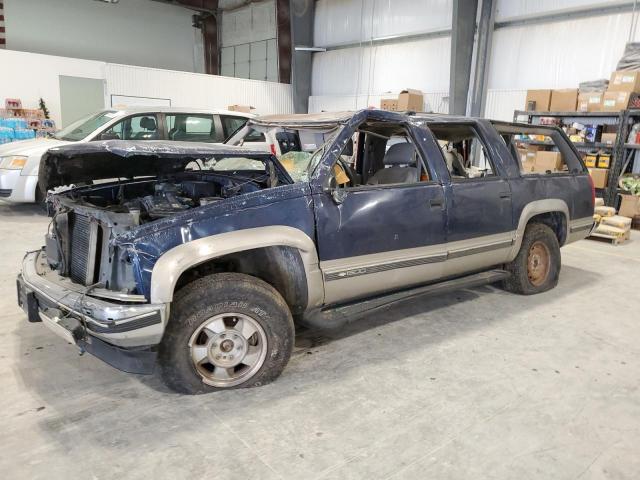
502,223,561,295
158,273,294,394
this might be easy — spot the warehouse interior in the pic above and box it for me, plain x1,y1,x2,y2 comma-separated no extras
2,1,640,479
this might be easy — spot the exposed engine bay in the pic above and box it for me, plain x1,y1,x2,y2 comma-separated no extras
60,171,271,225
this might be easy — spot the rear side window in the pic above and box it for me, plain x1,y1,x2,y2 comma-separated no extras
167,114,217,143
428,124,496,180
494,125,572,175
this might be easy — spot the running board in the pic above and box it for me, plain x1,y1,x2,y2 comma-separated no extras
303,269,510,329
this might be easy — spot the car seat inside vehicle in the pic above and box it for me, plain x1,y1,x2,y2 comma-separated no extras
367,142,418,185
135,116,159,140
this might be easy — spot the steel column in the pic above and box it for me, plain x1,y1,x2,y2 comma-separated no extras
469,0,496,117
288,0,314,112
449,0,478,115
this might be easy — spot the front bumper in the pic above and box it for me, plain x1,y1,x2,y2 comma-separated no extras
17,250,169,374
0,170,37,203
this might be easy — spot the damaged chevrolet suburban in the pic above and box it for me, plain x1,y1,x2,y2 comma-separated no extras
17,110,595,394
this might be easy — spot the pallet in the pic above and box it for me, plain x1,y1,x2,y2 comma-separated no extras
588,230,631,245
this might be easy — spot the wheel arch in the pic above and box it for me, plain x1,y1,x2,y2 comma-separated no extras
150,226,324,309
509,199,569,259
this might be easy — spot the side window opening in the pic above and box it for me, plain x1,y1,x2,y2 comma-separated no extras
494,124,570,175
166,114,216,143
429,124,495,180
220,115,248,140
334,122,431,188
100,114,160,141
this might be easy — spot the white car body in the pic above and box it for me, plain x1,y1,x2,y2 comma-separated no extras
0,107,253,203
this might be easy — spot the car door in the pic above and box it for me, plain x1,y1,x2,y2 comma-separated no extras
312,119,448,306
427,121,515,278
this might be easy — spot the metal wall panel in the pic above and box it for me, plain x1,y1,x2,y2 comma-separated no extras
488,12,638,90
314,0,452,47
308,92,449,114
105,63,294,114
495,0,621,21
311,36,451,97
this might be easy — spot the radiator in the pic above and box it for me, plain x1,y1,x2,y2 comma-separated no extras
68,213,100,285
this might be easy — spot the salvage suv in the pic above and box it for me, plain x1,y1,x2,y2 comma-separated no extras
17,110,595,394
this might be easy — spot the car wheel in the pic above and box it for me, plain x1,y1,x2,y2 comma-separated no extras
502,223,560,295
158,273,294,394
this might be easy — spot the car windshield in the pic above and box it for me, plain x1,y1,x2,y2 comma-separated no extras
53,111,121,141
229,124,340,182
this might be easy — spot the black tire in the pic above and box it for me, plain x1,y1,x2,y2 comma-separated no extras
158,273,294,394
502,223,561,295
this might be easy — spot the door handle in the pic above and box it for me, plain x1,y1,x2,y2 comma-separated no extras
499,191,512,199
429,198,444,208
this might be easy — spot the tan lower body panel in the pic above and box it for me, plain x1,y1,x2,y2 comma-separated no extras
321,232,515,305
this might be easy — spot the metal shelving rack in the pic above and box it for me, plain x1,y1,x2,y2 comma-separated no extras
513,109,640,206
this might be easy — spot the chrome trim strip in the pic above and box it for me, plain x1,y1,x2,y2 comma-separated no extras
323,235,514,282
447,239,514,259
324,253,447,281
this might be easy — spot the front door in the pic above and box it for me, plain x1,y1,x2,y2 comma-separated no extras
313,120,448,305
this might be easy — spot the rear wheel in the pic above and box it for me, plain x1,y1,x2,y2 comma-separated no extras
503,223,560,295
158,273,294,394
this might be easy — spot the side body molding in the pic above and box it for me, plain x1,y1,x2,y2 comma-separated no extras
150,226,324,307
509,199,570,260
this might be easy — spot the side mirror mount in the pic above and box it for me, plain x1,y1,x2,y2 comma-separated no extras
98,131,119,141
324,176,347,204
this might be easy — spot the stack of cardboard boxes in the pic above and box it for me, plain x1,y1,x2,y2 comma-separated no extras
0,98,55,144
525,71,640,113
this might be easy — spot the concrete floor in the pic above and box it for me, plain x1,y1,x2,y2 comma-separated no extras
1,203,639,480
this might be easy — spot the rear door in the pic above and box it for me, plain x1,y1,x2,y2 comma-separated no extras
427,121,515,278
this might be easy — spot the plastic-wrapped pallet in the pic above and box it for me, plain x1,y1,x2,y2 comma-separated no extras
601,215,632,230
595,205,616,217
579,79,609,93
617,42,640,70
594,223,627,238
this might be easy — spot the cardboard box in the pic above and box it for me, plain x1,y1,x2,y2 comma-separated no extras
577,92,603,112
550,89,578,111
397,89,424,112
600,132,617,145
525,90,552,111
535,151,563,172
602,91,634,111
584,154,597,168
619,193,640,218
380,99,399,111
608,70,640,92
597,153,611,168
227,104,254,113
588,167,609,189
5,98,22,110
517,147,537,172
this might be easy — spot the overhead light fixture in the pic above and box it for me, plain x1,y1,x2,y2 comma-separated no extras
94,0,120,4
294,46,327,52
